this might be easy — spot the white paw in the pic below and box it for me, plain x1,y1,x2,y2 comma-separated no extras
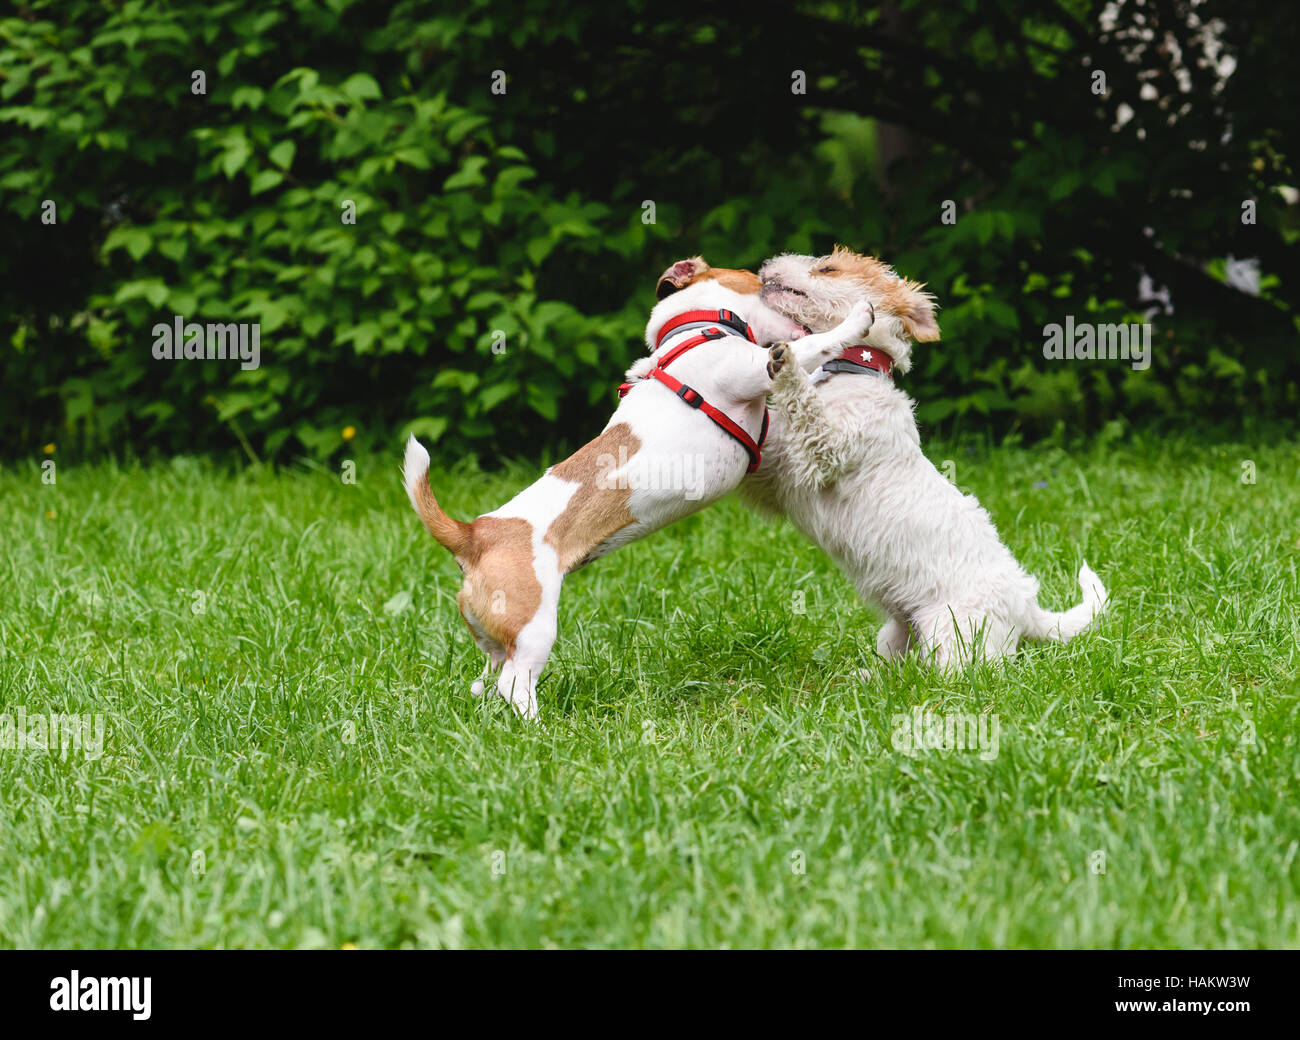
845,299,875,339
511,697,540,722
470,679,487,698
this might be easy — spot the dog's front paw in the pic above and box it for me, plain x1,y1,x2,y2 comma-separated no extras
767,343,791,380
844,299,876,340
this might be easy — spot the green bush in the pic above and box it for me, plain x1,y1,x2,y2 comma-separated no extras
2,0,1296,463
1,2,665,462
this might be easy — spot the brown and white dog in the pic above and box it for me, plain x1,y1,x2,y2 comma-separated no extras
403,259,875,719
748,246,1107,669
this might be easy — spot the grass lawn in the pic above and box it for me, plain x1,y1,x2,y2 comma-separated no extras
2,431,1298,949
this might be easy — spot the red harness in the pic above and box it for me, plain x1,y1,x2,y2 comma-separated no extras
618,309,770,473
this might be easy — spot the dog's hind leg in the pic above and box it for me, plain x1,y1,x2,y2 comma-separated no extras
458,592,509,698
496,651,548,722
495,660,525,716
471,646,507,698
495,601,559,722
914,609,1017,670
876,616,914,660
910,608,966,671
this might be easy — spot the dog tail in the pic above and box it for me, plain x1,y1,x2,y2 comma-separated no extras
1020,561,1108,643
402,435,472,557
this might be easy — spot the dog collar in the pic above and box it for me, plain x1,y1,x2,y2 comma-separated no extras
655,308,755,348
821,345,893,379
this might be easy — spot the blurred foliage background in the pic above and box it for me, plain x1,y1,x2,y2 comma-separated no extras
2,0,1296,464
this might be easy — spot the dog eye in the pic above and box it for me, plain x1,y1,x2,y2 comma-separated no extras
817,266,836,274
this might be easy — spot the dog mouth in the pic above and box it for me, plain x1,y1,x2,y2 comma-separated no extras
761,283,812,334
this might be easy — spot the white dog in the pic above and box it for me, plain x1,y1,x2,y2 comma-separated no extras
748,246,1108,669
403,258,874,718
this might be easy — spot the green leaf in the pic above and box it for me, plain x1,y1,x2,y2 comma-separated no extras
249,169,284,194
221,141,253,180
268,140,295,170
157,237,188,263
433,369,480,392
477,380,518,413
392,148,431,170
337,321,383,353
103,227,152,262
114,279,170,307
494,166,536,194
231,86,265,111
526,384,558,421
1049,170,1084,201
443,156,489,192
526,235,554,266
341,73,382,101
405,416,449,443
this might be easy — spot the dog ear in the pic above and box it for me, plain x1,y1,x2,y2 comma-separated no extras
656,257,709,299
901,287,941,342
